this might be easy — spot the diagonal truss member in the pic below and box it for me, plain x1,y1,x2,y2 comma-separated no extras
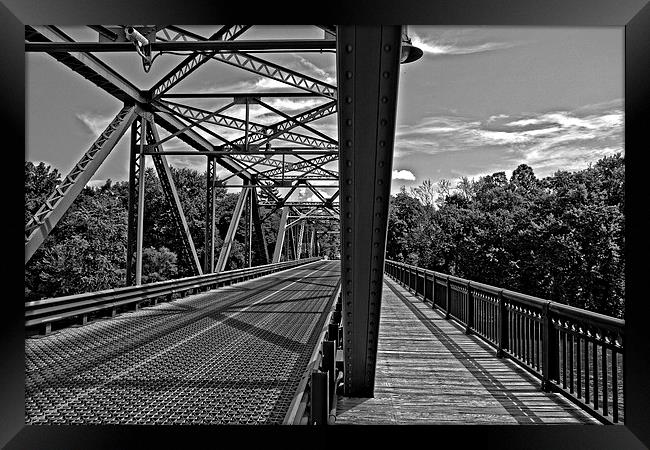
214,187,248,272
147,118,203,276
25,105,138,264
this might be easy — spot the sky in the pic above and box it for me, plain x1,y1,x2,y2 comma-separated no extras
26,25,624,198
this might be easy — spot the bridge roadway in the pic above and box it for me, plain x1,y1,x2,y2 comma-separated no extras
335,276,601,424
25,260,340,425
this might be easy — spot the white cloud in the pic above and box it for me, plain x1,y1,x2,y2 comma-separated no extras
392,170,416,181
75,112,113,136
393,102,624,178
411,32,520,57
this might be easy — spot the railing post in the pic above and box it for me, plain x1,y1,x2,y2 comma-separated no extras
323,340,336,406
497,290,507,358
541,301,559,392
445,276,451,319
422,271,427,302
310,370,329,425
328,323,339,347
431,273,436,308
414,267,419,295
465,281,473,335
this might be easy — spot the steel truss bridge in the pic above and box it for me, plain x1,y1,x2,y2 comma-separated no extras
23,25,625,426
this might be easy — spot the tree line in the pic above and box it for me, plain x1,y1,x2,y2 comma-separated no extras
24,162,339,301
387,154,625,318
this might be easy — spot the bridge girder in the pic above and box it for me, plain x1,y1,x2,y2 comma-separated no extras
25,24,404,400
337,25,402,397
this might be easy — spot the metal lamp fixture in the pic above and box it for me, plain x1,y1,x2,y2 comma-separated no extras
400,27,423,64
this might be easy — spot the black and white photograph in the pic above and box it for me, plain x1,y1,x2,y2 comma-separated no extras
4,8,646,447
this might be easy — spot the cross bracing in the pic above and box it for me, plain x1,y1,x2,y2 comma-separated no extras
25,25,340,272
25,25,408,401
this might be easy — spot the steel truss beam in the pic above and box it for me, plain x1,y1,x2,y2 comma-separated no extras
147,118,203,276
141,150,338,156
126,117,143,285
150,25,251,98
261,154,338,178
253,99,337,145
25,105,138,264
228,101,337,149
162,92,323,98
205,156,216,273
215,188,248,272
338,26,403,397
149,26,336,100
210,52,336,99
25,25,261,192
25,39,336,53
272,207,290,263
159,101,337,150
296,221,306,258
25,26,146,104
309,228,316,257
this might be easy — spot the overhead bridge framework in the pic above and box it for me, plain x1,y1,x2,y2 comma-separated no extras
24,24,411,397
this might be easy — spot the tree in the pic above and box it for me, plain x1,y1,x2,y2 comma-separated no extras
25,162,61,225
410,179,436,208
385,154,625,318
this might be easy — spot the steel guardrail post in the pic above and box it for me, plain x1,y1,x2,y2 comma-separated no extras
322,340,336,407
309,370,329,425
497,290,507,358
466,281,473,335
445,276,451,319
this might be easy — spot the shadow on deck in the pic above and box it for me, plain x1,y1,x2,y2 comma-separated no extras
335,277,600,425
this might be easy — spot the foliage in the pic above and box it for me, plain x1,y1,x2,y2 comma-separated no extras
24,163,256,300
388,154,625,318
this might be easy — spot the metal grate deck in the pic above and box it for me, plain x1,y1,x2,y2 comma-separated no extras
25,260,340,425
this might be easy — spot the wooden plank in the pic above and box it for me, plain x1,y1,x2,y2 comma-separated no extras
334,277,600,425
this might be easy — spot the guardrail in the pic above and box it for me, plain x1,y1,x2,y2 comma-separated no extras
284,281,342,425
385,259,625,425
26,257,321,335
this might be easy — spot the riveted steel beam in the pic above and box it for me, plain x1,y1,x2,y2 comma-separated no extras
272,207,290,263
250,186,270,265
150,25,250,98
297,221,306,258
261,154,338,178
204,156,216,273
25,26,146,104
338,26,402,397
126,116,143,286
159,101,337,150
25,105,138,264
28,38,338,53
228,101,337,149
215,188,248,272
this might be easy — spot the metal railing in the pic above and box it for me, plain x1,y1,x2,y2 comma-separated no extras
385,259,625,424
26,257,321,335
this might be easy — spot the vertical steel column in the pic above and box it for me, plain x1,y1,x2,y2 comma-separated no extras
248,187,253,267
272,207,289,263
337,26,403,397
126,116,142,286
309,227,316,258
251,185,270,264
215,187,247,272
204,155,216,273
297,220,306,259
291,225,298,258
135,119,148,285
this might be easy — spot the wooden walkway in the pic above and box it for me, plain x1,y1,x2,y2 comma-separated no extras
335,276,600,425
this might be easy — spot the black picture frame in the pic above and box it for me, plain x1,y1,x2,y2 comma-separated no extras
3,1,648,448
